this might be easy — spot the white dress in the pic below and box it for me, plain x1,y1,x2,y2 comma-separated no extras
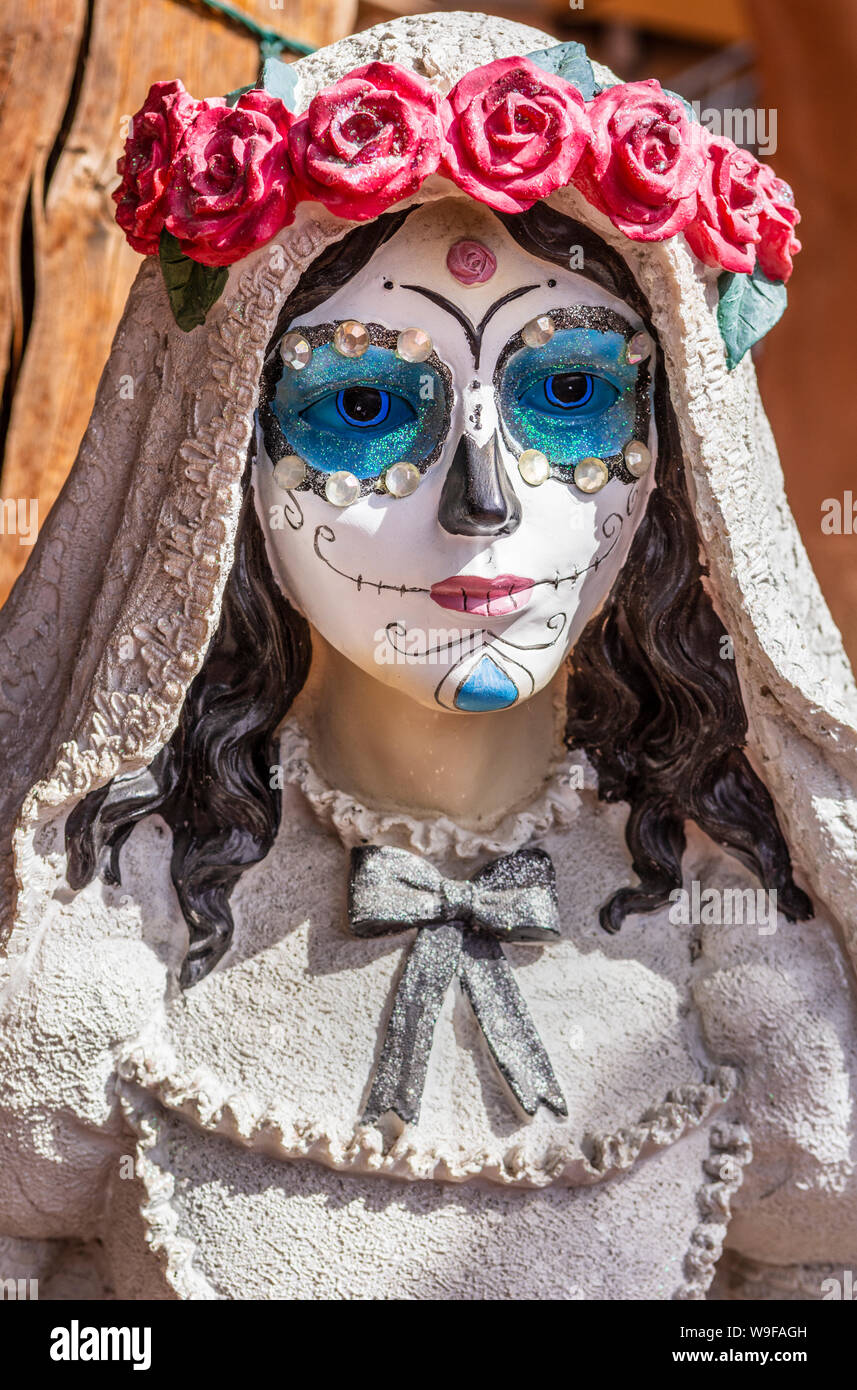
1,718,856,1300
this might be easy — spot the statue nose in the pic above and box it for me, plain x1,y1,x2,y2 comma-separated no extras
438,431,522,537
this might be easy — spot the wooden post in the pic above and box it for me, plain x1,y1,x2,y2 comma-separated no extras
0,0,356,606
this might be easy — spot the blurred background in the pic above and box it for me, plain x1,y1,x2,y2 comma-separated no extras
1,0,854,664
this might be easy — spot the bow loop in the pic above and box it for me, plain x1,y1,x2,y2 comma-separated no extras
471,848,560,939
347,843,567,1124
348,845,447,936
348,844,560,940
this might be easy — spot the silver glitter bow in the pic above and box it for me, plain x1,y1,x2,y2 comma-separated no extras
348,844,568,1124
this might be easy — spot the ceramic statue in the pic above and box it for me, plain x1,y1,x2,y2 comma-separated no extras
1,12,856,1301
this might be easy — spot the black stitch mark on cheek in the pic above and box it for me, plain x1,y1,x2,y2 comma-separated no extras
311,512,625,600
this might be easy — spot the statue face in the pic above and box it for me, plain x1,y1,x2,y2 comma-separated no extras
254,201,656,712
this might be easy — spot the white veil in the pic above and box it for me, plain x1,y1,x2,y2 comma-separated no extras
2,11,856,977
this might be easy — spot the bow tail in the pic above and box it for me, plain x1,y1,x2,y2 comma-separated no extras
459,935,568,1118
362,922,463,1125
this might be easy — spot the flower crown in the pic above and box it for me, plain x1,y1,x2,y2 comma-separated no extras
114,43,801,367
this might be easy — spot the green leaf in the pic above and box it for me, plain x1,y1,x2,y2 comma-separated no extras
526,41,597,100
260,56,299,110
158,229,228,333
717,263,788,370
224,84,254,108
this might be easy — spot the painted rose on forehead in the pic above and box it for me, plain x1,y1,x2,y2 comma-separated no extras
446,239,497,284
113,43,800,364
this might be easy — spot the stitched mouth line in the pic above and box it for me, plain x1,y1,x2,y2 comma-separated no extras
311,512,625,596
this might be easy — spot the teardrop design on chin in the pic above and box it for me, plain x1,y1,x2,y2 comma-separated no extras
454,655,519,712
434,643,527,713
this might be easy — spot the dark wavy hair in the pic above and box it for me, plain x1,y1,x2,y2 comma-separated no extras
66,204,812,986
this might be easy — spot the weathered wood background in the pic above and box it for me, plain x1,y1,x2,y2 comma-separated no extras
0,0,354,608
1,0,855,665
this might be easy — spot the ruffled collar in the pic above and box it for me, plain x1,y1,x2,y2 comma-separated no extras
277,714,587,860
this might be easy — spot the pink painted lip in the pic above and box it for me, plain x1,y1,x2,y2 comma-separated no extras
430,573,534,616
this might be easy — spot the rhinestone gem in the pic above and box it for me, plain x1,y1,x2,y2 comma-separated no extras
324,470,361,507
518,449,550,486
396,328,432,363
333,320,370,357
574,457,609,493
624,439,652,477
384,461,421,497
626,331,654,365
521,314,555,348
279,332,312,370
273,455,307,490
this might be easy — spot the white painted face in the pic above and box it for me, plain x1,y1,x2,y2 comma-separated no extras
254,200,657,713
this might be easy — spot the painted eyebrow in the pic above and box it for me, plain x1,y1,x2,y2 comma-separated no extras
398,283,540,369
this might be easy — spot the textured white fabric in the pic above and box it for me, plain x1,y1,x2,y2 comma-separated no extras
1,12,856,1300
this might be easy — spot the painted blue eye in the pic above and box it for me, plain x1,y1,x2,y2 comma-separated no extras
499,327,642,473
300,387,415,438
336,387,391,428
271,341,447,479
523,372,618,418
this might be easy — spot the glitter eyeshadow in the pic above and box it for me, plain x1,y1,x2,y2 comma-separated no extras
264,327,451,494
496,311,652,484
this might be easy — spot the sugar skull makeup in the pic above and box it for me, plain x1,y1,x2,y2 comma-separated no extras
254,200,658,713
497,311,650,484
259,328,452,496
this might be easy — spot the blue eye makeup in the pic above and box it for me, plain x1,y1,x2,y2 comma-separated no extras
523,370,619,417
496,310,652,484
258,326,451,496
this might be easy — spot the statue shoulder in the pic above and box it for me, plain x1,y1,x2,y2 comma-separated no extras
695,882,857,1264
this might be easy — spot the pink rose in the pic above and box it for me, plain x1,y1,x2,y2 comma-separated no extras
756,166,802,282
113,80,199,255
446,238,497,284
575,79,704,240
164,90,295,267
441,57,590,214
684,134,763,274
288,63,445,221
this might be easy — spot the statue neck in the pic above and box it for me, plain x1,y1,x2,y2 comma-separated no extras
295,629,567,829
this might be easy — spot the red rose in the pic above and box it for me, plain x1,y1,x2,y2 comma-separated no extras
164,90,296,267
684,134,763,274
756,166,802,282
288,63,445,221
113,80,199,255
575,79,704,241
441,57,590,214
